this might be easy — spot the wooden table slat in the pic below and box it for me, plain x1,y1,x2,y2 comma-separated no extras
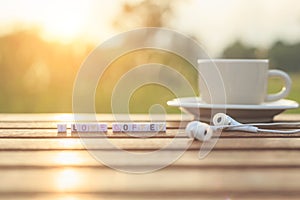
1,168,300,193
0,150,299,168
0,138,300,150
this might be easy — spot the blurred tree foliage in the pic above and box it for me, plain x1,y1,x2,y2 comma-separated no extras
269,41,300,72
222,41,257,59
113,0,176,29
0,29,93,112
222,40,300,72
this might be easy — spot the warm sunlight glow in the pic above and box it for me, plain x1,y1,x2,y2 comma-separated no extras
54,114,74,122
56,196,79,200
39,1,88,43
55,168,82,191
54,152,83,165
58,139,80,149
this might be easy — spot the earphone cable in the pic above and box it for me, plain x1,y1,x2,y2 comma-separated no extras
258,128,300,134
248,122,300,127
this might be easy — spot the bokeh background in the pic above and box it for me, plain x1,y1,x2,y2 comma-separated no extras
0,0,299,113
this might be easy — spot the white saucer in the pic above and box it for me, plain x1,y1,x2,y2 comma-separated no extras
167,97,299,123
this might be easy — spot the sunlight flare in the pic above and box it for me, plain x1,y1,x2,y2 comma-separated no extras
39,0,89,43
55,168,83,191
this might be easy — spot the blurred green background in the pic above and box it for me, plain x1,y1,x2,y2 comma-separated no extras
0,0,299,113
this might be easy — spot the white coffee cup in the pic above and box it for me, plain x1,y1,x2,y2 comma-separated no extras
197,59,292,105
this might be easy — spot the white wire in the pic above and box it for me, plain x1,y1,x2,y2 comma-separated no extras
248,122,300,127
214,124,255,129
258,128,300,134
218,124,300,134
247,122,300,133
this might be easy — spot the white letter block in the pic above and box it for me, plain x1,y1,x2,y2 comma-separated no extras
57,124,67,133
88,124,98,132
122,123,132,132
138,123,149,132
71,124,78,133
98,124,108,132
112,123,122,132
155,123,166,132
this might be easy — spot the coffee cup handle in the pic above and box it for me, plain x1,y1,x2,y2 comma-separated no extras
266,69,292,102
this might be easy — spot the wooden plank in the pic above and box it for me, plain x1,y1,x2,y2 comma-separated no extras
0,138,191,150
1,193,299,200
0,113,298,123
0,129,187,138
0,168,300,193
0,122,57,129
0,116,299,130
0,114,193,122
0,193,299,200
0,194,233,200
0,150,299,168
0,138,300,150
2,129,300,138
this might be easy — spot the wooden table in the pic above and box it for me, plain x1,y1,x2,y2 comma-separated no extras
1,113,300,200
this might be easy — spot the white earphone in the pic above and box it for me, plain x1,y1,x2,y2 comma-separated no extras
185,121,213,141
185,113,300,141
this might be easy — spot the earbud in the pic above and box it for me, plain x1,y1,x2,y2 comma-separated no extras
213,113,258,133
186,113,300,141
213,113,240,126
185,121,213,141
185,121,201,138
